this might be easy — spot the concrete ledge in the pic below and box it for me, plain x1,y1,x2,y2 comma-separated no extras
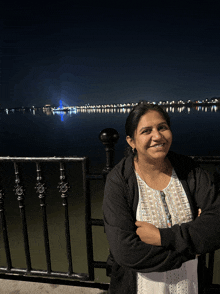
0,279,108,294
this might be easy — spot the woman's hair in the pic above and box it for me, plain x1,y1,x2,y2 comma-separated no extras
125,101,171,157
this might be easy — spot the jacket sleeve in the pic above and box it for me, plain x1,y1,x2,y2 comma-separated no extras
160,166,220,255
103,171,195,273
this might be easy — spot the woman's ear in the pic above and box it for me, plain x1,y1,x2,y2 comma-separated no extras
126,136,135,149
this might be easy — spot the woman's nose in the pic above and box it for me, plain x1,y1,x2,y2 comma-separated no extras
152,129,162,139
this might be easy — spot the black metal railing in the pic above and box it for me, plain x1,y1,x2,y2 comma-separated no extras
189,156,220,293
0,157,108,291
0,129,119,290
0,157,90,280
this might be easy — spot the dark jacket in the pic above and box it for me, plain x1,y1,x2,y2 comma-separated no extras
103,151,220,294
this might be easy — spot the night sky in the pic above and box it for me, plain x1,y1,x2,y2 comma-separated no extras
2,1,220,108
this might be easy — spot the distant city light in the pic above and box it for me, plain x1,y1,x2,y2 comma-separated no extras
59,100,63,110
2,97,220,116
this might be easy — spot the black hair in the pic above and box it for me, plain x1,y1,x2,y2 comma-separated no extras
125,102,171,157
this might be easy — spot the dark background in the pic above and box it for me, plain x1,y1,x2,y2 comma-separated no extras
2,1,220,108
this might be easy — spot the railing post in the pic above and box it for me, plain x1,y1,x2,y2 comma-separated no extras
35,162,52,274
57,162,73,276
99,128,119,180
13,162,31,273
0,188,12,270
83,157,95,281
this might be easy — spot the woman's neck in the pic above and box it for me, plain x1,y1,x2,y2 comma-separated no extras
134,156,173,190
134,156,171,176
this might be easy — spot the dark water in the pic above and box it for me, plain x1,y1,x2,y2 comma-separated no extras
1,107,220,166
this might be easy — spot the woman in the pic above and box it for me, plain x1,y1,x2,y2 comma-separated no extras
103,102,220,294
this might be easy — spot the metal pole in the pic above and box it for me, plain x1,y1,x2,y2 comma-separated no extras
83,158,95,281
35,162,52,274
99,128,119,180
0,189,12,270
13,162,31,273
57,162,72,275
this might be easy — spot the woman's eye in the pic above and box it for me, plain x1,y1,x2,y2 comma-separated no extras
159,125,168,131
142,129,151,134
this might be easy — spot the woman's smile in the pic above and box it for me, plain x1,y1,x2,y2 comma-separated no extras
150,143,165,148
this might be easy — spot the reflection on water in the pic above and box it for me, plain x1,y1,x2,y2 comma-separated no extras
1,105,220,164
4,104,219,117
41,105,219,117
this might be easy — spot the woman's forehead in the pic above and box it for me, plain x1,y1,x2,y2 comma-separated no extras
137,111,166,127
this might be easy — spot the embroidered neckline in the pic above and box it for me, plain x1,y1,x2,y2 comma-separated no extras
135,169,174,191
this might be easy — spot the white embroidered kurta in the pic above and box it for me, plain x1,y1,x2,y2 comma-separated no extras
136,169,198,294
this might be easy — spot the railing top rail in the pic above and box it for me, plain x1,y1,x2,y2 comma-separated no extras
190,156,220,163
0,156,88,162
0,155,219,163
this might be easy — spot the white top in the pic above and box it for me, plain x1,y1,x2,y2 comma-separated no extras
136,169,198,294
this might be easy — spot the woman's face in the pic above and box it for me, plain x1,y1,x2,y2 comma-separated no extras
126,110,172,163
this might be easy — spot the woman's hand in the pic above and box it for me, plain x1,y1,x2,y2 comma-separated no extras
135,221,161,246
136,209,201,247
